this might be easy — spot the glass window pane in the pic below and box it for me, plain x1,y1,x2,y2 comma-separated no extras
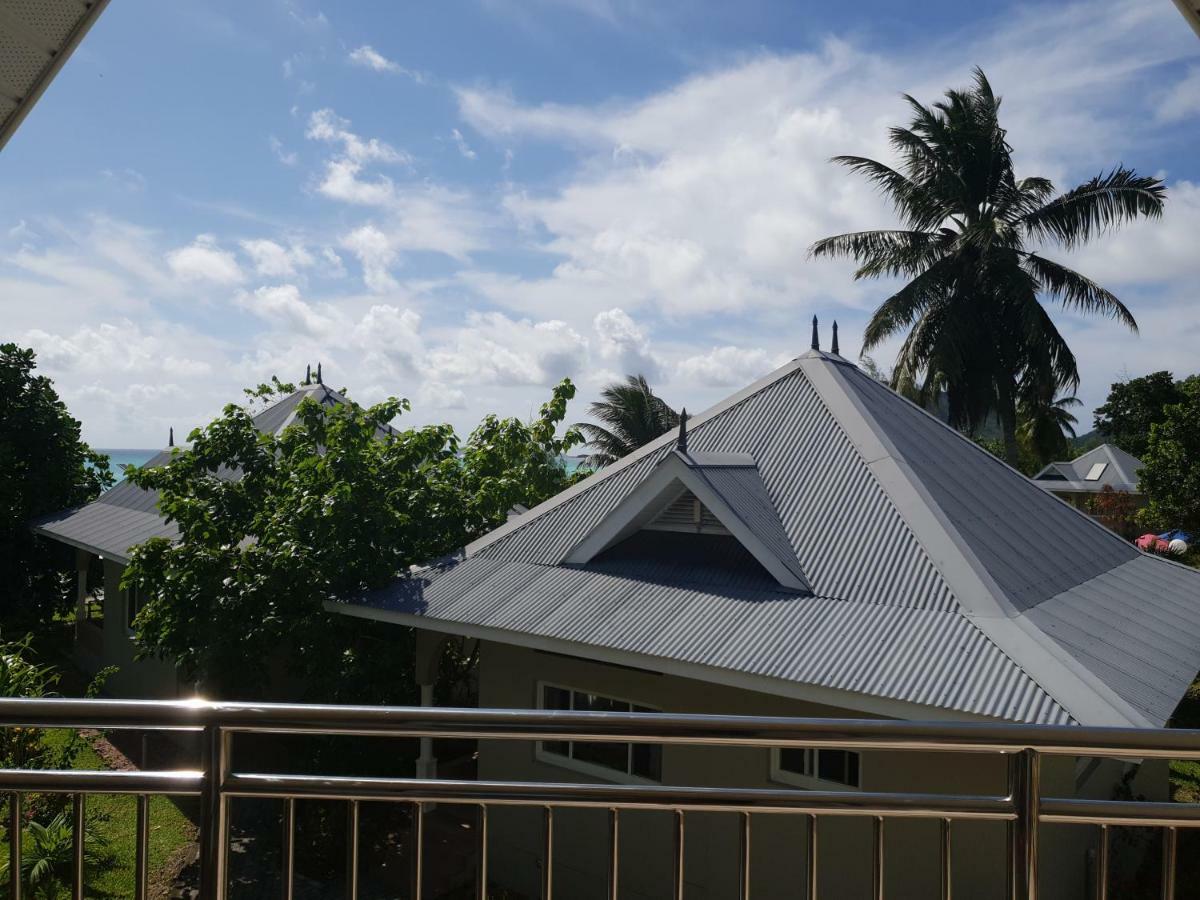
543,686,571,711
779,747,808,775
573,740,630,773
631,743,662,781
847,752,860,787
574,692,626,713
818,749,848,783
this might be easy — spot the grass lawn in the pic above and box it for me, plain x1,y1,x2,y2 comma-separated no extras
39,729,197,898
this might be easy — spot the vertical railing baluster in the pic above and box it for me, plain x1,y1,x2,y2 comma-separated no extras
541,806,554,900
940,818,951,900
607,808,619,900
281,798,296,900
1010,750,1039,900
673,810,685,900
412,801,425,900
1096,825,1108,900
135,794,150,900
345,799,359,900
199,724,230,900
1162,827,1177,900
477,805,488,900
9,792,21,900
806,814,818,900
738,811,751,900
71,793,85,900
872,816,884,900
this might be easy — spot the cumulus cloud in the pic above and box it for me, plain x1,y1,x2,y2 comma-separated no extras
592,307,660,379
1157,66,1200,123
165,234,244,285
451,128,477,160
427,312,586,386
240,239,315,278
235,284,333,335
676,346,788,387
342,224,399,292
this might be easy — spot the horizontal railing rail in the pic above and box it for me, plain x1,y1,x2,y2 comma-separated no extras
0,698,1196,900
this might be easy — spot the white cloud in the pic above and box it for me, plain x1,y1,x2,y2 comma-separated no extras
427,312,587,386
165,234,244,285
306,109,407,164
592,307,660,378
1157,66,1200,122
348,45,424,83
342,224,399,292
235,284,333,335
451,128,477,160
269,135,298,166
676,346,788,387
240,238,315,278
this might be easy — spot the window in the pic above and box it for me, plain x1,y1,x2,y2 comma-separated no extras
125,586,144,631
1084,462,1108,481
775,747,861,789
538,684,662,782
84,589,104,628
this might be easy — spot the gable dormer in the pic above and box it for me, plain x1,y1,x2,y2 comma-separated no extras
564,448,811,594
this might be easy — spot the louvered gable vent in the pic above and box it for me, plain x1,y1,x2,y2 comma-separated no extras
644,489,730,536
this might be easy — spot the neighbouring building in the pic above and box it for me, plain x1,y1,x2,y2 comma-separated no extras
34,377,352,698
1031,443,1144,514
334,341,1200,900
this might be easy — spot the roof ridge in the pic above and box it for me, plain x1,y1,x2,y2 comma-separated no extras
465,355,811,557
800,356,1150,727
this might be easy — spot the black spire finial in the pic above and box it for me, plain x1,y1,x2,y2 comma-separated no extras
168,427,174,448
677,408,688,453
316,362,323,385
305,364,311,385
831,321,840,355
810,315,819,351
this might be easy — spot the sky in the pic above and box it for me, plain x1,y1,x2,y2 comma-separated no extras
2,0,1198,448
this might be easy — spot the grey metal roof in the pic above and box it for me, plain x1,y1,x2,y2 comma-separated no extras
337,351,1200,727
34,384,347,563
0,0,111,151
1032,444,1144,495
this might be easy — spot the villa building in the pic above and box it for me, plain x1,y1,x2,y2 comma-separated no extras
1031,443,1144,515
335,342,1200,899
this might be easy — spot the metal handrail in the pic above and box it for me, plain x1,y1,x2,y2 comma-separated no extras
0,698,1197,900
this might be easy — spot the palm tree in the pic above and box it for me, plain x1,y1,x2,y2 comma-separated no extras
810,68,1165,467
575,375,679,468
1018,387,1081,467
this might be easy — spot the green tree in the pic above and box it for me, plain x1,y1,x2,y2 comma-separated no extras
121,379,582,701
0,345,113,626
810,68,1165,467
1093,371,1187,459
1137,380,1200,533
1018,387,1081,468
574,374,679,469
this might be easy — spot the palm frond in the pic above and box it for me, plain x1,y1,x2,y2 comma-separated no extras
1021,167,1166,248
1022,253,1138,331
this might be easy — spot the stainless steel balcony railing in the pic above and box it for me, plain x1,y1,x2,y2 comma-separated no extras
0,698,1198,900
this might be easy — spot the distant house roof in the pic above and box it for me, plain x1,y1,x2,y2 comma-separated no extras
1032,444,1143,495
0,0,112,151
34,382,353,563
335,350,1200,728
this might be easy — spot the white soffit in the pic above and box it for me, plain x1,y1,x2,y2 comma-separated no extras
0,0,111,152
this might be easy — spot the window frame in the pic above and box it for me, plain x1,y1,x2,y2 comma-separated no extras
534,680,663,785
770,746,862,791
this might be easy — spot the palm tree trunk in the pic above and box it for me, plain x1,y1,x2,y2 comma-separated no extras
997,380,1021,469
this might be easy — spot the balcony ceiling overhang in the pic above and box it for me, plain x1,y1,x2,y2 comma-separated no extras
1175,0,1200,38
0,0,111,151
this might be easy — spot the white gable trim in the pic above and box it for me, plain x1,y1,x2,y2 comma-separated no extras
563,453,811,593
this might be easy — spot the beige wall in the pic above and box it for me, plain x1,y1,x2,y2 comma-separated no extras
475,640,1167,900
73,559,184,699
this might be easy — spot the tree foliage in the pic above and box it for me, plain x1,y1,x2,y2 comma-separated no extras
121,379,583,701
1094,371,1190,459
0,345,112,625
1137,380,1200,534
810,68,1165,467
574,374,679,469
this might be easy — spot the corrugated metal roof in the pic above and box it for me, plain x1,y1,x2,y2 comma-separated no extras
1032,444,1143,494
34,384,343,562
339,350,1200,727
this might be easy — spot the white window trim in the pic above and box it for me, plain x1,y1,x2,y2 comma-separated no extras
769,747,862,792
534,680,662,786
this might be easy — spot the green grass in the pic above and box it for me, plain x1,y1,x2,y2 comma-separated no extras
39,729,196,898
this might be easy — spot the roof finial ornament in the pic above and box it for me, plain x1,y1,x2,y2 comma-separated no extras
305,363,311,385
811,315,819,351
677,408,689,454
316,362,322,385
168,426,174,448
831,321,840,355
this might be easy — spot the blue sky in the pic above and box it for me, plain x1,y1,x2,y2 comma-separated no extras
2,0,1198,446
